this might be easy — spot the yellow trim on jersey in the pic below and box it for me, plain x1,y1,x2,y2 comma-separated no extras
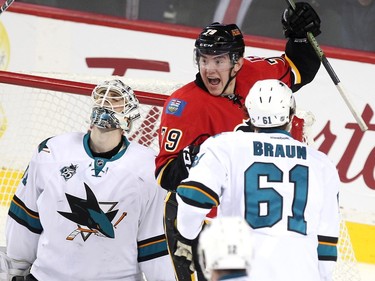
319,241,338,246
285,55,302,84
178,184,219,207
12,198,39,219
138,237,166,248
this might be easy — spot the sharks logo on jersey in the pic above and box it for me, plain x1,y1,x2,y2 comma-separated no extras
58,183,127,241
60,164,78,181
38,137,52,153
192,153,205,167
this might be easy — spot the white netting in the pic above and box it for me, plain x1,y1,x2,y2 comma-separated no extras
333,218,362,281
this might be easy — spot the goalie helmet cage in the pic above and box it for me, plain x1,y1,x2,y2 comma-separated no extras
0,70,361,281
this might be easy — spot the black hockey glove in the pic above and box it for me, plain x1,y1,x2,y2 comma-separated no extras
158,134,209,191
157,143,201,192
174,233,195,273
177,143,201,174
282,2,321,39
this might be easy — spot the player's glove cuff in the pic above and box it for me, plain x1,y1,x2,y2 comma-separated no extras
174,234,195,273
282,2,321,39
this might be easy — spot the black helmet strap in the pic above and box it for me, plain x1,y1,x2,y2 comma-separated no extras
221,54,240,95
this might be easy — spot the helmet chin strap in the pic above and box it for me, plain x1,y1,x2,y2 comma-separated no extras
220,74,233,96
219,65,244,107
220,54,242,96
220,65,238,96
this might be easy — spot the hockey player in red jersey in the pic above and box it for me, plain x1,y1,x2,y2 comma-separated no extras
155,3,322,281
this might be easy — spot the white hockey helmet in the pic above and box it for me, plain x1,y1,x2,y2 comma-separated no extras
90,79,140,132
198,217,253,280
245,79,295,128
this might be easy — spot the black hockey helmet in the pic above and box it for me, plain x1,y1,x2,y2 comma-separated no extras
195,22,245,63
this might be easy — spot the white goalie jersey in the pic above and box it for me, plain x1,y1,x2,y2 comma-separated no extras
5,132,174,281
176,130,340,281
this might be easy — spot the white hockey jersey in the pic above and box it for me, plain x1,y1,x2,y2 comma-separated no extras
176,129,340,281
6,132,174,281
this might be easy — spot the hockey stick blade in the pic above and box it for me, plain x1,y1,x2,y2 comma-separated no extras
284,0,368,132
0,0,14,15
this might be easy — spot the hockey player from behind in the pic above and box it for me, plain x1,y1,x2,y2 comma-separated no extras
1,80,175,281
175,79,340,281
155,2,322,281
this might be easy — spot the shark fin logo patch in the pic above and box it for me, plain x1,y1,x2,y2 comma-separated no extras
58,183,126,241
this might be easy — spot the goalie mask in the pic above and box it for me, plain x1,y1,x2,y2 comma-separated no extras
90,80,140,132
245,79,296,128
198,217,253,280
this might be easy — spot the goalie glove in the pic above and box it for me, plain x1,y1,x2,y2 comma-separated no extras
282,2,321,39
174,235,195,273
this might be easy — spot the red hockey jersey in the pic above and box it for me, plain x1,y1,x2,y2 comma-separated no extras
156,56,292,174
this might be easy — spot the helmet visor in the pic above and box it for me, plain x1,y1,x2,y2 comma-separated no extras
195,49,233,72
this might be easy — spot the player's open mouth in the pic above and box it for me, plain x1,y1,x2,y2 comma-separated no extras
208,78,220,85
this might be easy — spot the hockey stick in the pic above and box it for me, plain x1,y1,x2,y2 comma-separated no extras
0,0,14,15
285,0,368,132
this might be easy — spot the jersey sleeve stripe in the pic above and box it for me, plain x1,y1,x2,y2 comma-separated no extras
317,244,338,261
285,55,301,85
8,195,42,234
318,235,339,244
156,158,175,186
137,234,169,262
177,181,219,208
317,235,338,262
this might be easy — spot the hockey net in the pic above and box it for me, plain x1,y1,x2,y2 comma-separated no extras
0,71,361,281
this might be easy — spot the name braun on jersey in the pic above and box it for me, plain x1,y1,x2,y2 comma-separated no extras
253,141,307,159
